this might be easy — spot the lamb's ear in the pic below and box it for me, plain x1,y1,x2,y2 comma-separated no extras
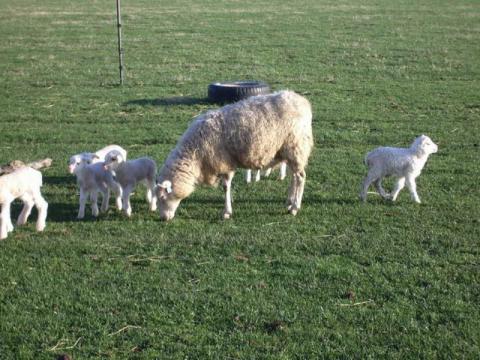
92,154,100,160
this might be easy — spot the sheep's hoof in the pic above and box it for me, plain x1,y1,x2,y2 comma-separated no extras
36,224,46,232
223,212,232,220
288,207,298,216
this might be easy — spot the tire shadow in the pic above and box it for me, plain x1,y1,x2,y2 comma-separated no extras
123,97,210,107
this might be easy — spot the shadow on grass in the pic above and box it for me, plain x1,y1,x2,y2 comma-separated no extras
124,96,210,107
44,175,74,186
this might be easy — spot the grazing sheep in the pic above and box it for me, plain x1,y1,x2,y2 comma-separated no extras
0,167,48,240
360,134,438,203
68,145,127,174
104,150,157,217
156,90,313,221
245,162,287,183
74,157,122,219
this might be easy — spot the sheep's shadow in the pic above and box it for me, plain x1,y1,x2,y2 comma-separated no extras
124,97,210,107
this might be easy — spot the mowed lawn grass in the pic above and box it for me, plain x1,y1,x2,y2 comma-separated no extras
0,0,479,358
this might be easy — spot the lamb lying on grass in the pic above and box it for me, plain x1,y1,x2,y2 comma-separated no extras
245,162,287,183
360,134,438,203
156,90,313,221
73,155,122,219
68,144,127,174
104,150,157,217
0,167,48,240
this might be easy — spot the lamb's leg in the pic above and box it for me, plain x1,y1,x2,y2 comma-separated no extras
122,184,134,217
17,193,34,225
360,171,377,202
391,177,405,201
91,191,99,217
32,190,48,232
1,200,13,240
146,179,157,211
245,169,252,183
77,188,88,219
405,175,421,203
374,178,390,199
279,162,287,181
108,180,123,210
289,170,306,216
100,187,110,213
222,172,234,220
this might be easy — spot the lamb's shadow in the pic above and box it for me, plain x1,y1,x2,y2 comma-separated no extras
44,175,75,186
124,97,210,107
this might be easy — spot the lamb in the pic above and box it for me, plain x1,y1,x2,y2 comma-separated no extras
0,167,48,240
360,134,438,203
245,162,287,183
73,157,122,219
156,90,313,221
68,144,127,174
103,150,157,217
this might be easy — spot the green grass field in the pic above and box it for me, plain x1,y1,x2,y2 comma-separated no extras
0,0,479,358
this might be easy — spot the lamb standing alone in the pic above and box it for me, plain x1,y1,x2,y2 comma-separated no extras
104,150,157,217
0,167,48,240
360,134,438,203
68,145,127,174
156,90,313,221
74,157,122,219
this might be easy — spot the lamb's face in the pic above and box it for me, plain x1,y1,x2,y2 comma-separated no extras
68,155,81,174
155,180,181,221
419,135,438,154
104,150,123,171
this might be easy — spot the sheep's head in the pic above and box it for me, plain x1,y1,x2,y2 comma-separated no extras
69,153,99,173
412,135,438,156
104,150,125,171
155,180,181,221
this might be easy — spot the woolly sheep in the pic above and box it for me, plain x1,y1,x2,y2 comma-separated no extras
68,144,127,174
0,167,48,240
360,134,438,203
156,90,313,221
245,162,287,183
104,150,157,217
74,158,122,219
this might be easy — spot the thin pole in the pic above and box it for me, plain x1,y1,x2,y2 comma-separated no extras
116,0,124,85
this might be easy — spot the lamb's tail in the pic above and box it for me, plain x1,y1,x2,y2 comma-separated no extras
364,152,370,167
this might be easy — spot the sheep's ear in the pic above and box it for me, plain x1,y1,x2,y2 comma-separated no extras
92,154,100,159
158,180,172,194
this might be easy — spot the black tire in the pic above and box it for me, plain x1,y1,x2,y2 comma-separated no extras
208,81,271,103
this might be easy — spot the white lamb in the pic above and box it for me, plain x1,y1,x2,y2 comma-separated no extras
360,134,438,203
68,144,127,174
245,162,287,183
103,150,157,217
0,167,48,240
74,157,122,219
156,90,313,221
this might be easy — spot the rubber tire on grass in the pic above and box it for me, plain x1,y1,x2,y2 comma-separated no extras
208,81,271,104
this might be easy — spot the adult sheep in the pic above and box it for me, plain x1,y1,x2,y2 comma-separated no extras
156,90,313,221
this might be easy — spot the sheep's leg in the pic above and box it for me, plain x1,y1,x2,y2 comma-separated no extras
286,170,297,210
77,188,88,219
6,215,13,233
245,169,252,183
222,172,234,220
374,178,390,199
405,175,421,203
122,184,134,217
91,191,99,217
279,162,287,180
32,190,48,232
254,169,261,182
1,200,13,240
17,193,34,226
289,170,306,216
391,177,405,201
264,168,272,177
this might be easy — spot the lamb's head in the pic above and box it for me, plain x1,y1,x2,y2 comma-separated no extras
411,135,438,156
155,179,182,221
104,150,125,171
69,152,99,173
